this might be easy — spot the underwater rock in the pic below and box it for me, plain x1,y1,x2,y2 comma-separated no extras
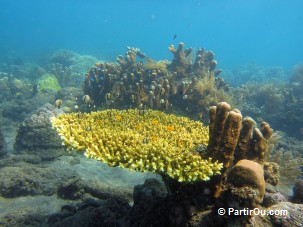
0,154,41,168
57,176,85,200
133,178,167,204
263,183,288,207
14,103,66,160
292,179,303,204
0,130,7,157
0,164,74,197
267,202,303,226
57,176,132,202
263,191,288,208
47,198,131,227
0,205,48,226
2,100,36,121
131,178,167,226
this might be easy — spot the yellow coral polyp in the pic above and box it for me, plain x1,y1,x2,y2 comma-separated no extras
51,109,222,182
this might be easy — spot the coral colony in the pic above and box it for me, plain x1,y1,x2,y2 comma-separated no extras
51,44,276,220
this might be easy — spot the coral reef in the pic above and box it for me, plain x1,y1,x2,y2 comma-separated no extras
233,64,303,139
0,61,46,80
52,101,282,226
290,63,303,97
0,73,34,101
1,44,302,226
48,50,78,67
271,150,303,181
83,43,231,120
49,63,74,87
267,132,303,182
47,49,99,88
54,87,83,113
51,109,222,182
221,64,287,87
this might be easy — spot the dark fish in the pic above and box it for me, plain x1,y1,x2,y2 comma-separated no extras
32,84,39,95
173,34,177,40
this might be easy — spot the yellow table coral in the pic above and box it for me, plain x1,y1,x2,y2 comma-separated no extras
51,109,222,182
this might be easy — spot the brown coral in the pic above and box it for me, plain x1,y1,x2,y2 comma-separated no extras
227,159,266,206
204,102,273,198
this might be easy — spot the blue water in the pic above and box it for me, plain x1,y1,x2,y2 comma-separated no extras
0,0,302,70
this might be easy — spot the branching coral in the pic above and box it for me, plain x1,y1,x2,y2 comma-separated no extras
51,109,222,182
83,43,231,122
49,63,74,87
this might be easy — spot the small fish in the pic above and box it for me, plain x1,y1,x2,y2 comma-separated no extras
55,99,62,109
105,93,111,100
83,95,91,105
173,34,177,40
74,105,79,111
198,113,203,119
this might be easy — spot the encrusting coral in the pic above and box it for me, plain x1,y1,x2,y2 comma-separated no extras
227,159,266,207
51,109,222,182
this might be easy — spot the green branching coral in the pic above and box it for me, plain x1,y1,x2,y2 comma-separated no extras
51,109,222,182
